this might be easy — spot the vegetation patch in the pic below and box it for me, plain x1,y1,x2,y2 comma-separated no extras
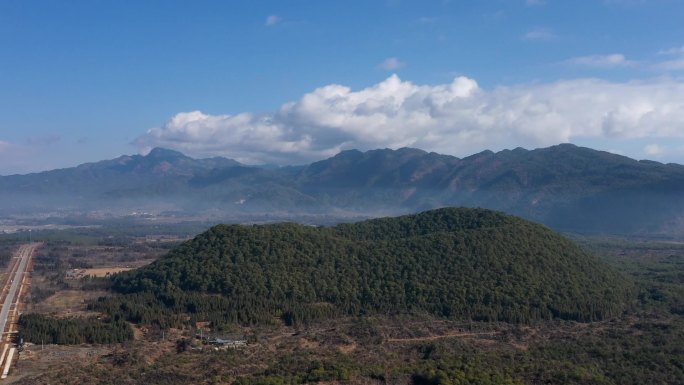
101,208,632,328
18,313,134,345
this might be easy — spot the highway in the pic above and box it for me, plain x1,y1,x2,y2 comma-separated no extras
0,243,36,380
0,244,35,340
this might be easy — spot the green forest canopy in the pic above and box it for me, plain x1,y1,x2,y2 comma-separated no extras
102,208,631,327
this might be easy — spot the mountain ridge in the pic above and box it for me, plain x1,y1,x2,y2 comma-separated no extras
2,144,684,235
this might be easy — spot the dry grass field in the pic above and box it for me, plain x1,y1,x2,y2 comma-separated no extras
81,267,134,277
28,289,107,317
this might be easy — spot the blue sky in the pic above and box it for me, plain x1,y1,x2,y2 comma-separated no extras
1,0,684,174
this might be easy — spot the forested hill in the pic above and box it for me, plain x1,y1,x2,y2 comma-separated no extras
108,208,631,326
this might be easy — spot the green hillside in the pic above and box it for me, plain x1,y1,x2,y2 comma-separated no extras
103,208,631,327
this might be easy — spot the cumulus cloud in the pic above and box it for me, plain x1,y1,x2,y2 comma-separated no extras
566,53,634,68
265,15,281,26
378,57,406,70
133,75,684,165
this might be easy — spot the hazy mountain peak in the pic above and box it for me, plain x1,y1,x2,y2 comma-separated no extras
463,149,495,161
2,144,684,235
553,143,578,149
145,147,188,160
334,149,364,159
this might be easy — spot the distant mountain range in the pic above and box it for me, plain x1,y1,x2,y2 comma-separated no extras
2,144,684,235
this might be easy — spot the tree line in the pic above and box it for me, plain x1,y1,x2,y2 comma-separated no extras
18,314,133,344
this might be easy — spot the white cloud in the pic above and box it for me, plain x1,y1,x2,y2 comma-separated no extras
641,143,684,159
652,45,684,71
659,45,684,55
526,0,546,6
134,75,684,165
265,15,281,26
566,54,634,68
523,27,557,41
644,143,664,156
378,57,406,70
654,58,684,71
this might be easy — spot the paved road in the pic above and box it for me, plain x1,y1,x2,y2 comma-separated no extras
0,243,36,338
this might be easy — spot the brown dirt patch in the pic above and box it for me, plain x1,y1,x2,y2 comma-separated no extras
338,342,357,353
81,267,133,277
8,344,113,384
28,290,107,316
385,331,499,343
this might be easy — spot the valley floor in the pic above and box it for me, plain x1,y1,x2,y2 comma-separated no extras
2,231,683,385
9,310,684,385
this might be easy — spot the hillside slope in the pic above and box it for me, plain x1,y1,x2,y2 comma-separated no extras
106,208,631,326
293,144,684,233
2,144,684,234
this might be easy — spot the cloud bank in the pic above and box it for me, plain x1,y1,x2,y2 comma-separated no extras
134,75,684,164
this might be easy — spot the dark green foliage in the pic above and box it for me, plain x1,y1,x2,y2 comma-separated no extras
575,235,684,316
0,249,13,268
232,355,353,385
104,208,630,327
519,318,684,385
176,338,191,353
399,315,684,385
18,313,134,344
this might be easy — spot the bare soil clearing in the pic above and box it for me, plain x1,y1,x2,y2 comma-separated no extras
81,267,133,277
